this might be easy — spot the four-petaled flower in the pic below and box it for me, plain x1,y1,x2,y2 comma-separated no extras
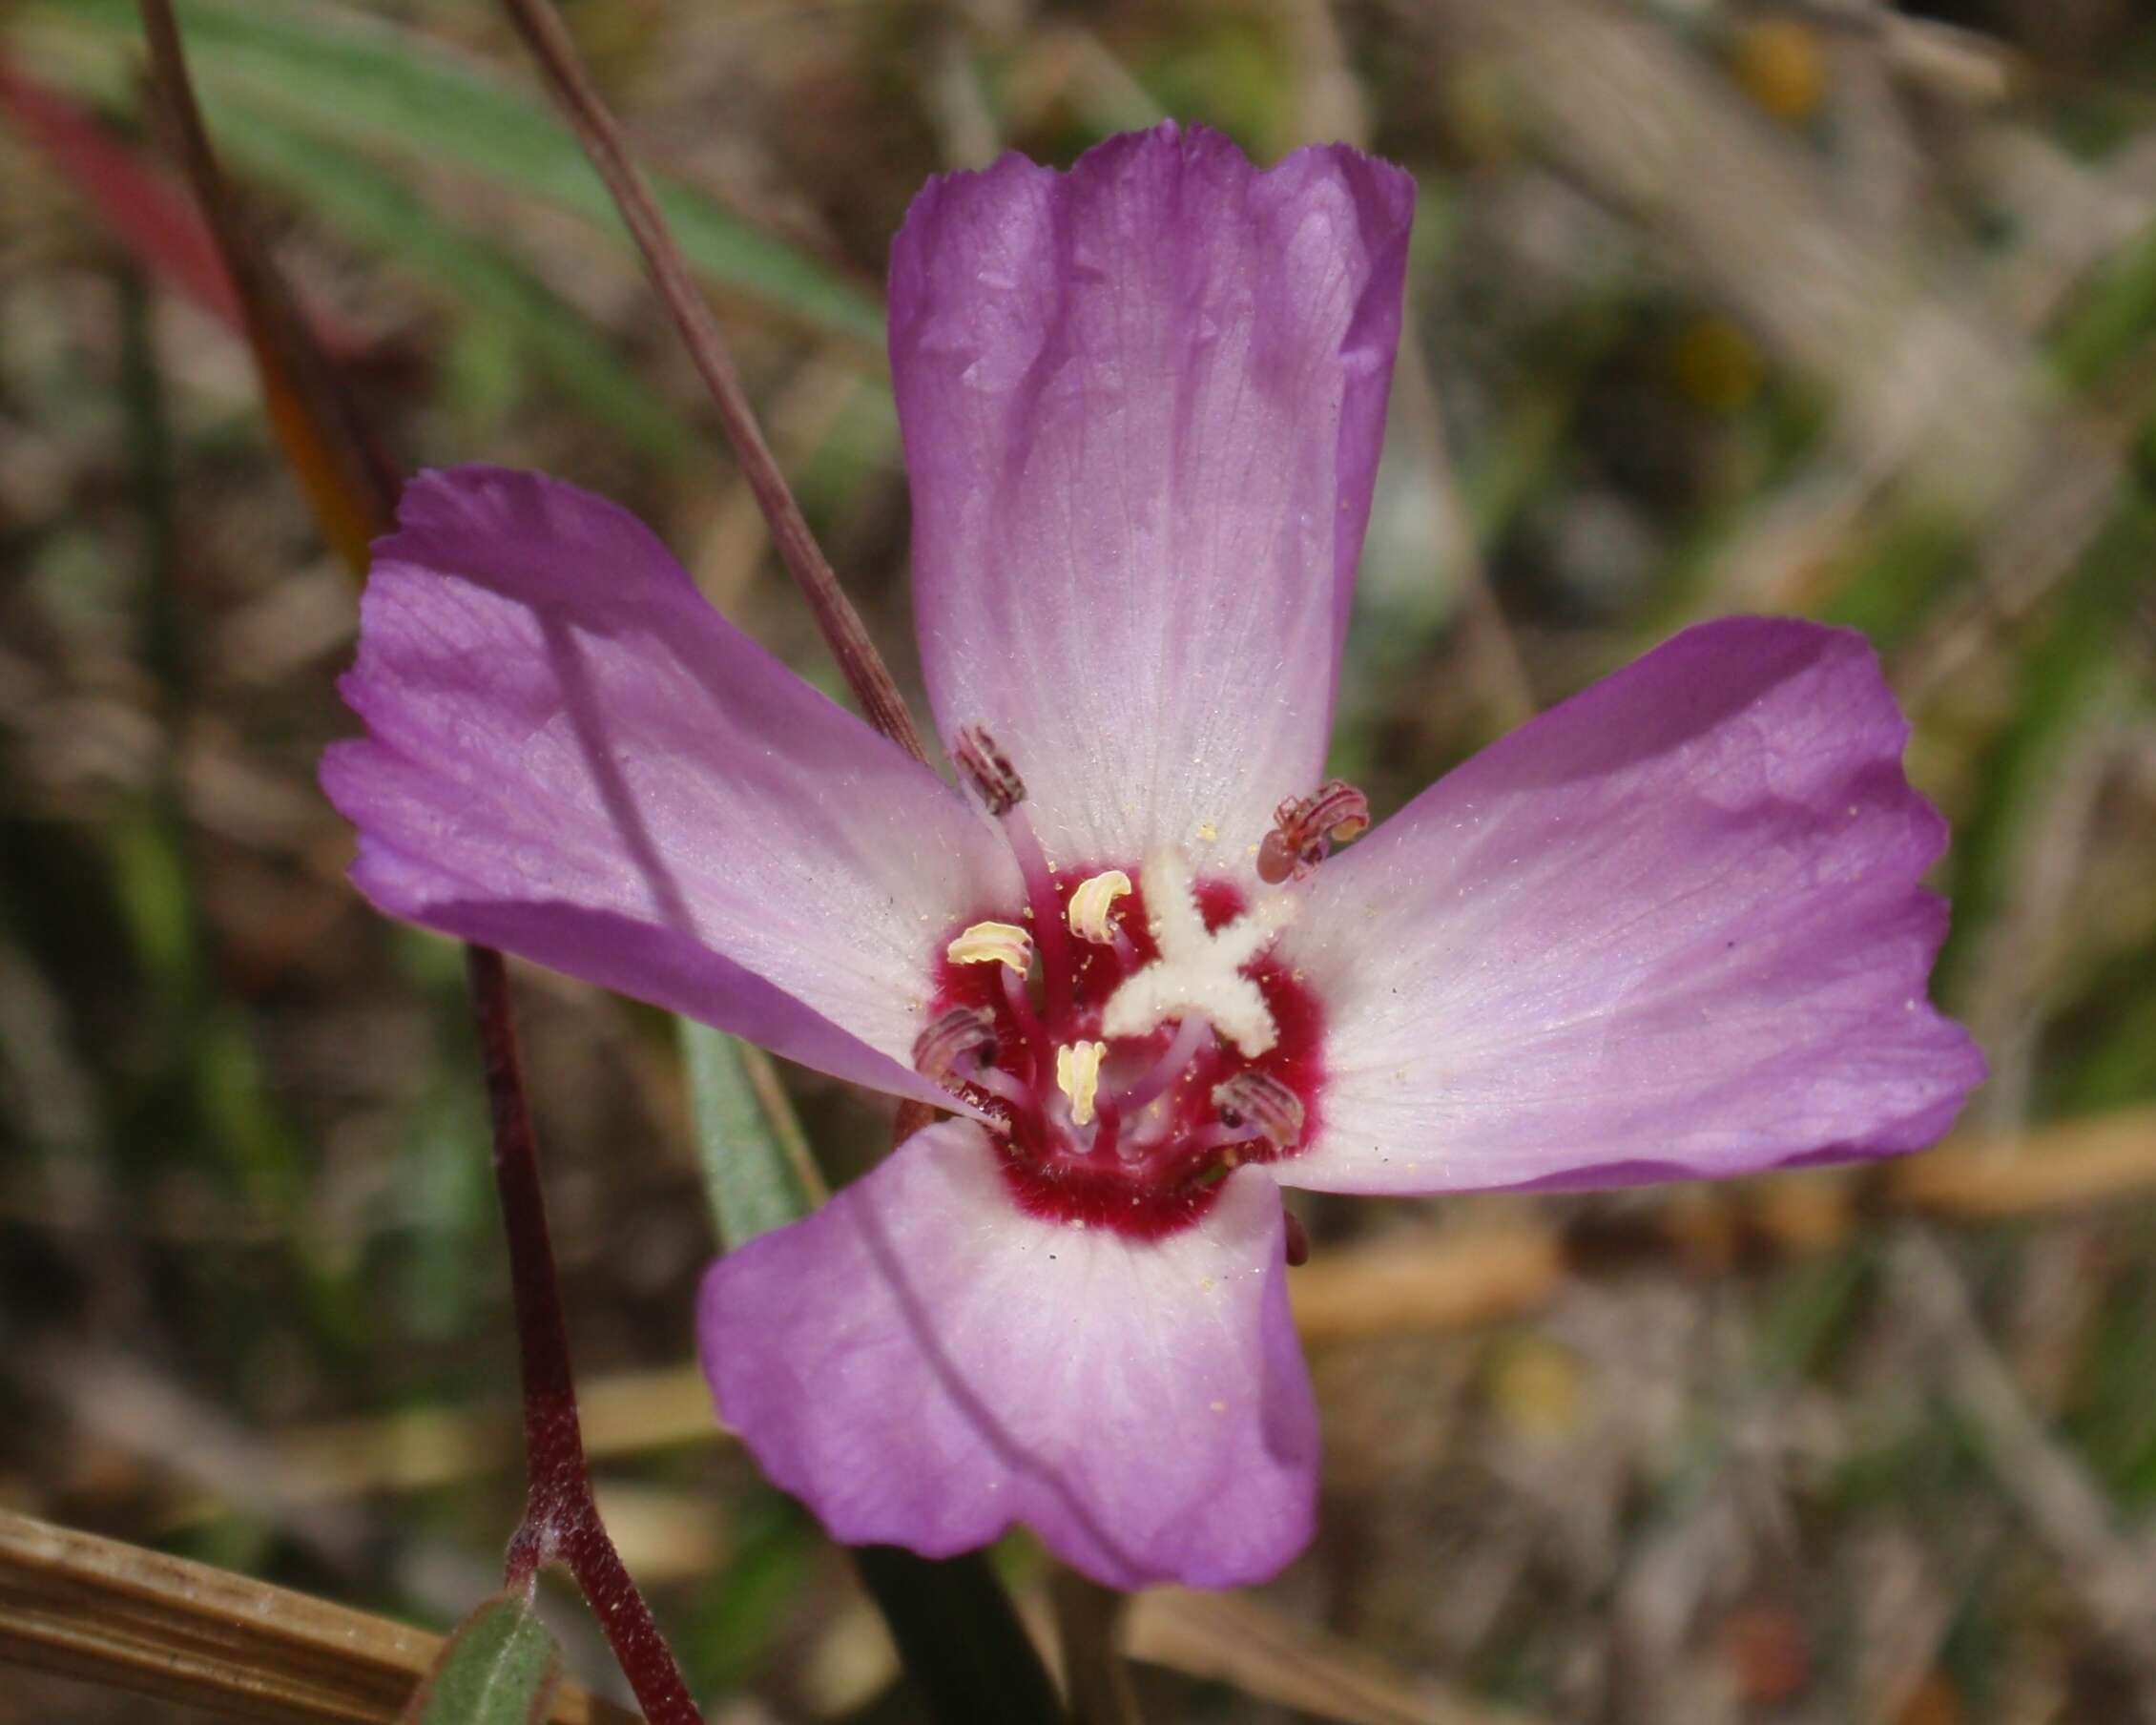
323,123,1983,1590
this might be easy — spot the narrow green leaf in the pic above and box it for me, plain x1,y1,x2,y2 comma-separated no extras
674,1028,1068,1718
26,0,885,347
677,1019,822,1248
400,1592,564,1725
2053,214,2156,390
220,112,703,466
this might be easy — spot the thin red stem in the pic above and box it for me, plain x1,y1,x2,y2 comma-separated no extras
497,0,927,764
137,9,706,1713
467,949,701,1725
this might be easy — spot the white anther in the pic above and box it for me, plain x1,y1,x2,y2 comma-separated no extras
1100,850,1297,1057
1055,1040,1107,1126
1067,869,1132,945
946,920,1032,971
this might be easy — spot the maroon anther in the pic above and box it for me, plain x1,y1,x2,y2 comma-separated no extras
1211,1070,1307,1150
953,724,1026,816
1256,779,1371,884
912,1005,998,1084
1283,1211,1311,1268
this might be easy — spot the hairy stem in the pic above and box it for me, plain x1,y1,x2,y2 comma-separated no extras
466,949,702,1723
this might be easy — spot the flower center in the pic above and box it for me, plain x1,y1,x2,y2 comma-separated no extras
918,844,1324,1239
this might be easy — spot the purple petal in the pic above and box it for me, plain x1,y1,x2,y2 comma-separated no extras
699,1119,1318,1589
1275,618,1985,1194
892,122,1412,872
323,467,1016,1108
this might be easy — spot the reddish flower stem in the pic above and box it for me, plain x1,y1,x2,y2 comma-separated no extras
139,8,705,1714
497,0,928,764
466,949,702,1725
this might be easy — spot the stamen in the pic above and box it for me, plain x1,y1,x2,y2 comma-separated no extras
911,1006,995,1083
1257,779,1372,884
998,964,1047,1070
1116,1012,1214,1113
1210,1070,1306,1151
1055,1040,1107,1127
1068,869,1132,945
912,1006,1030,1109
946,920,1031,971
952,724,1026,815
996,802,1076,1016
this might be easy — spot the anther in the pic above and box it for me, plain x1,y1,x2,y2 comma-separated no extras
1055,1041,1107,1127
912,1007,996,1083
953,724,1026,816
1068,869,1132,945
1256,779,1372,884
946,920,1032,971
1210,1070,1306,1151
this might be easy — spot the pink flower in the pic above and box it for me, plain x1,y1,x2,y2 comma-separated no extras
322,124,1983,1589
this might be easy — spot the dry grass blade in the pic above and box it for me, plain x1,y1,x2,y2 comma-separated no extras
1051,1569,1141,1725
1891,1232,2156,1692
236,1107,2156,1516
1289,1222,1565,1343
1126,1588,1538,1725
1291,1104,2156,1341
0,1509,633,1725
1888,1103,2156,1217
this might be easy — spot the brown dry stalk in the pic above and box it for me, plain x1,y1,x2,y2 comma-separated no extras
0,1508,634,1725
497,0,926,761
1291,1103,2156,1343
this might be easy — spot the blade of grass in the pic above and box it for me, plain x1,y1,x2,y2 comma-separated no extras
226,111,703,468
25,0,885,347
679,1020,825,1247
0,51,242,330
4,43,707,466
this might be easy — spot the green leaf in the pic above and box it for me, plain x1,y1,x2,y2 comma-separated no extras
677,1019,823,1248
25,0,885,347
674,1026,1069,1714
220,111,704,466
400,1591,564,1725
